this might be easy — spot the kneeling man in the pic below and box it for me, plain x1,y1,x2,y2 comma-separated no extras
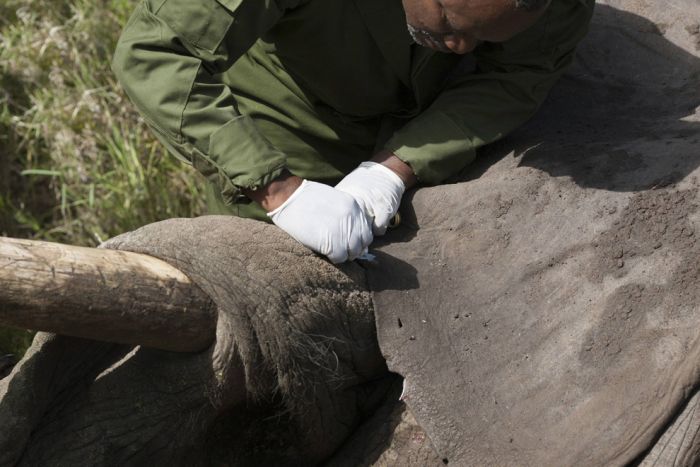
113,0,593,262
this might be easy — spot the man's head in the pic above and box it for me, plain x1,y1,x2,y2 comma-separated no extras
402,0,551,54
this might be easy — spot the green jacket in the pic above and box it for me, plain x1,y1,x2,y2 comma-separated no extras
112,0,594,207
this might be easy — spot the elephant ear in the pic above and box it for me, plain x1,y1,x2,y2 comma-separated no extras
368,0,700,465
0,335,130,466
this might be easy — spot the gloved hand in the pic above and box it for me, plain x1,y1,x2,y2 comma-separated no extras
268,180,373,263
336,161,406,236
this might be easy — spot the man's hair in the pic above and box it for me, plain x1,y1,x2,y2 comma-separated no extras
514,0,551,12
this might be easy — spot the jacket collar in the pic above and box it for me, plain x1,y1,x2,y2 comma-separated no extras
351,0,414,87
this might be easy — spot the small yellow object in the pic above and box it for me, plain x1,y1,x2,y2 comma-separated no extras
389,212,401,229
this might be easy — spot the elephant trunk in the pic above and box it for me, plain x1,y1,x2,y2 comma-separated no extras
0,236,215,352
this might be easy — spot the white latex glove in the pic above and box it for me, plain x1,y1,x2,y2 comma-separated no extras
268,180,373,264
336,161,405,236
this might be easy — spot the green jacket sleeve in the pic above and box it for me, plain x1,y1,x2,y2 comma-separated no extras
112,0,305,203
385,0,595,184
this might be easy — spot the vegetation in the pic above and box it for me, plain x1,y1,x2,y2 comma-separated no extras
0,0,205,357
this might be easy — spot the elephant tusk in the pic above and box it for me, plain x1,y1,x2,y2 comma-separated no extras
0,237,215,352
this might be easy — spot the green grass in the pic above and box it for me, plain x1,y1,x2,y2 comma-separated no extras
0,0,206,356
0,328,33,360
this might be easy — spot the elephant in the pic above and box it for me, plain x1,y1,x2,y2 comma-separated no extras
2,0,700,465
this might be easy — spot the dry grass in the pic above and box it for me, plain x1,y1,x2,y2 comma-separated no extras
0,0,206,355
